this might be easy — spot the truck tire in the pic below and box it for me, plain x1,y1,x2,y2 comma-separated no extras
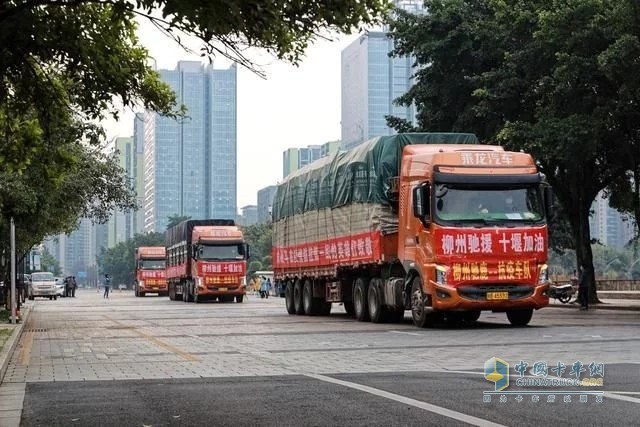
303,279,320,315
293,280,305,314
285,281,296,314
139,291,146,297
343,301,355,316
410,276,438,328
506,309,533,326
463,310,481,323
353,277,370,322
368,278,387,323
169,284,175,301
235,295,244,303
319,301,332,316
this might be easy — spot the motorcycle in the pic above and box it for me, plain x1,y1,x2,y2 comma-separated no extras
549,282,575,304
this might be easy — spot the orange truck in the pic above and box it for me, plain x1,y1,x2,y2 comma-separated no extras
134,247,168,297
272,133,553,327
166,219,249,303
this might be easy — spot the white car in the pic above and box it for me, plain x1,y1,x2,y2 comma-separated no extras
54,277,64,297
29,272,58,300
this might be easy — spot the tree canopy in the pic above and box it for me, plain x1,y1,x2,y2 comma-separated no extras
388,0,640,300
0,0,390,274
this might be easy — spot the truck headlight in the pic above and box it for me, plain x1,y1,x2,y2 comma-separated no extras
435,266,447,285
196,277,203,288
538,265,549,284
139,281,144,288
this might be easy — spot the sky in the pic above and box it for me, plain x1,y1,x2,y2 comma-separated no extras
105,19,357,211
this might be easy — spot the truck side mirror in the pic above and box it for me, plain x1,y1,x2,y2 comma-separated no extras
412,183,431,221
543,186,554,219
245,244,251,259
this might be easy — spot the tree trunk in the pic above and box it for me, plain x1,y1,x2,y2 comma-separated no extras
572,204,600,304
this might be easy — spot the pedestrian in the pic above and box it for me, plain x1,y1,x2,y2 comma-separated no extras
578,263,589,311
260,276,271,299
71,276,77,298
104,274,111,298
64,276,71,297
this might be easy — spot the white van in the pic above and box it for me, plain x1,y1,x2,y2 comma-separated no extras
29,272,58,300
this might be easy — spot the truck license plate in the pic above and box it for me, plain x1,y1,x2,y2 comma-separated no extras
487,291,508,300
218,287,227,292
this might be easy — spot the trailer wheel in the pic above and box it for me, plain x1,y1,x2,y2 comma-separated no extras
410,277,438,328
303,279,320,315
284,281,296,314
353,277,370,322
368,278,387,323
343,301,355,316
506,309,533,327
293,280,305,314
169,284,175,301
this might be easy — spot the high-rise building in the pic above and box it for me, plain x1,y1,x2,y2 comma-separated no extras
142,60,237,232
340,1,424,150
65,218,96,281
321,140,341,158
282,145,322,178
257,185,277,223
237,205,258,226
589,192,635,249
107,136,134,247
132,113,145,235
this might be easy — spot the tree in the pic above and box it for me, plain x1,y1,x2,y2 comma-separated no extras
96,232,165,286
40,248,62,276
241,222,272,269
166,215,192,230
387,0,640,303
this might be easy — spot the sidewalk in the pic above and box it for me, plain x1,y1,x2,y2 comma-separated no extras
547,298,640,311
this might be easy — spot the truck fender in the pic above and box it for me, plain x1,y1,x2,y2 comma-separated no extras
403,269,423,308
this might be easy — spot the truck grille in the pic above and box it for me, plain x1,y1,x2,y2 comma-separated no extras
458,284,533,301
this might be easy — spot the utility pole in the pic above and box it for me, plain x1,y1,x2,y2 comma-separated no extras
10,217,16,324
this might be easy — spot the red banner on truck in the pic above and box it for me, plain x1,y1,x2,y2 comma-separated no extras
433,227,547,258
273,231,381,269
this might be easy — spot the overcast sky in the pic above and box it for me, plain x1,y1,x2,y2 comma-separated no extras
105,19,356,211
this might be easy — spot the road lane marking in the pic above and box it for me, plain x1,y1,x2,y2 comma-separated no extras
19,331,34,366
389,331,423,336
604,392,640,404
103,316,199,362
306,373,506,427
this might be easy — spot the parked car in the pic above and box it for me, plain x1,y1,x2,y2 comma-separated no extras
118,284,127,290
54,277,65,297
28,272,58,300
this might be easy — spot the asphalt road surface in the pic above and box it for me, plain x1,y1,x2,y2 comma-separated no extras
3,289,639,426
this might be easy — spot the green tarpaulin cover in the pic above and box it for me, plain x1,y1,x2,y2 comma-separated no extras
272,133,478,221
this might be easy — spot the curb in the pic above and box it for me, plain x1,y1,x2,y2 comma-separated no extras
546,303,640,312
0,306,30,384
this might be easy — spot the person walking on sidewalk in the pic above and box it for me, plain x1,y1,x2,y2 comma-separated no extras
71,276,77,297
104,274,111,298
578,263,589,311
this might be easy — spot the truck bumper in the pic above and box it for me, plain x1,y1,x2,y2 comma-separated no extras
139,284,168,292
430,282,550,311
197,285,246,297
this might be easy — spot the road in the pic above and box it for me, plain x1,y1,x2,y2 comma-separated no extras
2,288,639,426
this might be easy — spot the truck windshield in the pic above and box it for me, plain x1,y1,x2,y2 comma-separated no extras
197,244,245,261
139,259,166,270
433,184,544,225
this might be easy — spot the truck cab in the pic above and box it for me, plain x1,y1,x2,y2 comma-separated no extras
135,247,167,297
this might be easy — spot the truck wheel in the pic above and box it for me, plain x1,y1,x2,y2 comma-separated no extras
343,301,355,316
139,291,146,297
353,277,370,322
303,279,318,315
411,277,438,328
293,280,305,314
368,278,387,323
235,295,244,303
506,309,533,326
285,281,296,314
